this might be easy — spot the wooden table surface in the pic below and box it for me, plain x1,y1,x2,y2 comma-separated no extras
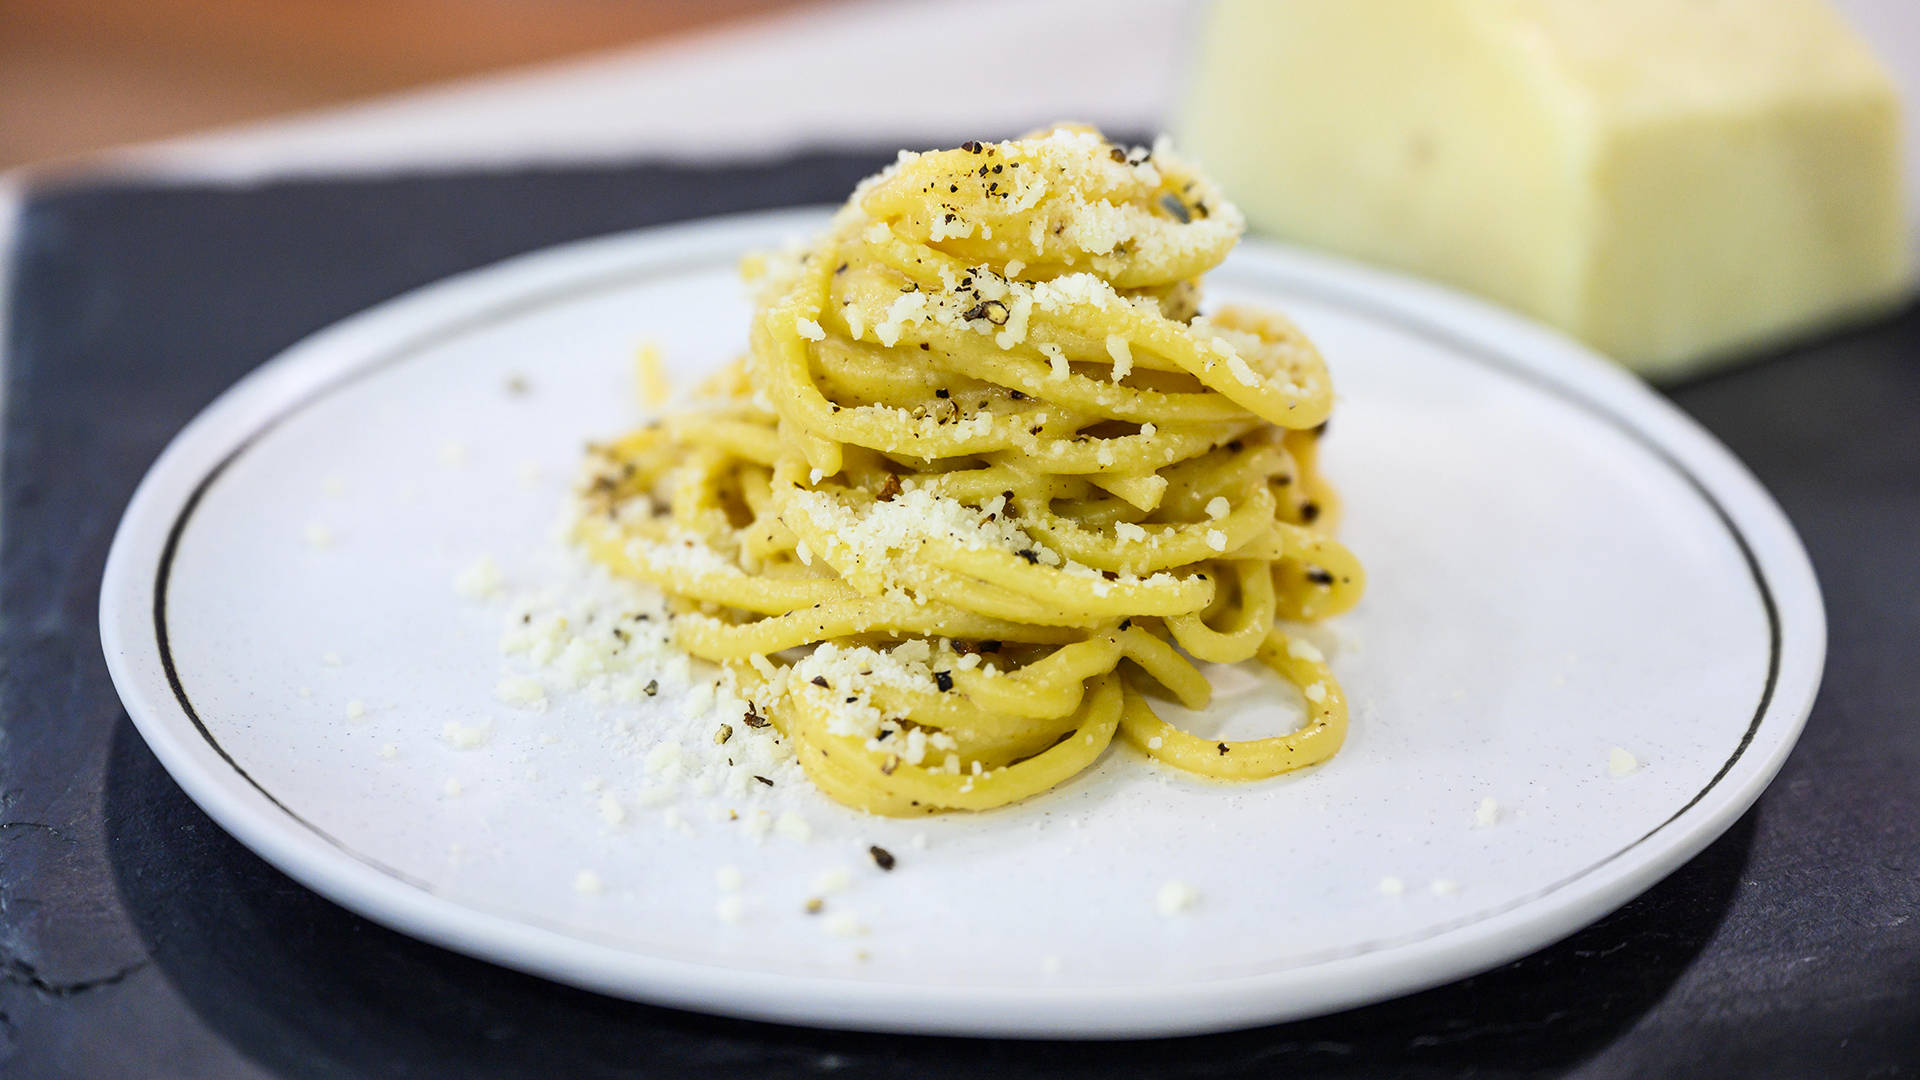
0,0,815,169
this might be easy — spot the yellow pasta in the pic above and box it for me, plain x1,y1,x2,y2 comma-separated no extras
575,126,1364,816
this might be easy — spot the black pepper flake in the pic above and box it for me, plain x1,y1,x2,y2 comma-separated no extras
1306,567,1335,586
753,775,774,787
742,707,770,729
933,671,954,692
1008,389,1028,401
521,613,531,624
1016,548,1039,564
846,696,858,704
1217,742,1230,755
962,299,1009,325
644,679,659,697
1159,193,1192,224
919,342,931,350
935,388,950,398
869,845,897,871
962,140,983,153
1300,501,1322,523
1119,618,1133,631
834,262,848,275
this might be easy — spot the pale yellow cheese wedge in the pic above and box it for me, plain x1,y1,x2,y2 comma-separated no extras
1179,0,1911,379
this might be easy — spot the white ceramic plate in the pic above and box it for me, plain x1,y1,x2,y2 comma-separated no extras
100,208,1823,1038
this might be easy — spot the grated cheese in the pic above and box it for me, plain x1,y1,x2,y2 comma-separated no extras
775,811,813,843
454,555,503,599
1105,334,1134,382
1155,879,1200,916
496,675,548,711
1608,747,1640,777
440,720,490,749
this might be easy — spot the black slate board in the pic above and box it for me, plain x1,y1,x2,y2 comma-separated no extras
2,154,1917,1080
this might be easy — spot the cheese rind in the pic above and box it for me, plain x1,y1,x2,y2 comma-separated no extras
1180,0,1911,379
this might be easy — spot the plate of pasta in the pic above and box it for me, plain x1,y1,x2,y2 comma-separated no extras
100,129,1823,1037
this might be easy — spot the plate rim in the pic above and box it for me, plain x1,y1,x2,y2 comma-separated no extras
98,206,1826,1038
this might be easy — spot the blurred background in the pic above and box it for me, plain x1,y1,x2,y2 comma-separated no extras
1,0,816,168
3,0,1916,374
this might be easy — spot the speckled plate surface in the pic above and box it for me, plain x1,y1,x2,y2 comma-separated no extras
99,209,1823,1038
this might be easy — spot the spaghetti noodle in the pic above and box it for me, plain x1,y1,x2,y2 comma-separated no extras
575,126,1363,815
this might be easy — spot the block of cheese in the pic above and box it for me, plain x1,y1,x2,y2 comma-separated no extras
1178,0,1911,379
